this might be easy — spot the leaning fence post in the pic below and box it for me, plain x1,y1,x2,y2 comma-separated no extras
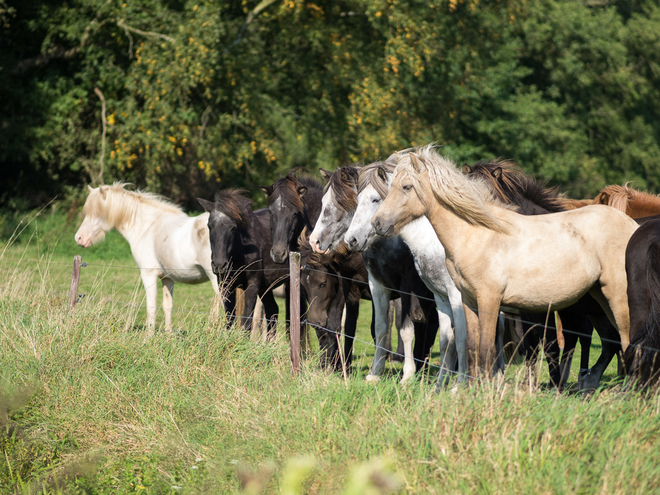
289,251,301,376
68,255,82,309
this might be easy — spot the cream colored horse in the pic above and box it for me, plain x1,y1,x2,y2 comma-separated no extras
75,183,219,333
372,146,639,381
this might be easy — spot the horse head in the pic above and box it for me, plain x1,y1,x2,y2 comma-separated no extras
345,162,394,250
260,175,309,264
372,151,430,237
75,185,113,248
198,190,251,277
309,167,359,254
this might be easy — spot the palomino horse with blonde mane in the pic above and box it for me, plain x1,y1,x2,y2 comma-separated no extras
75,183,219,333
372,146,639,389
594,183,660,219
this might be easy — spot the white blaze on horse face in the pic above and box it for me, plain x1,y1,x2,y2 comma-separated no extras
344,184,382,252
310,188,344,253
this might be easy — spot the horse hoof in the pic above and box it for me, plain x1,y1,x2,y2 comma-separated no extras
365,374,381,383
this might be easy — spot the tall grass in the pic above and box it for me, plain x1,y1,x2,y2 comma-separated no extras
2,210,660,494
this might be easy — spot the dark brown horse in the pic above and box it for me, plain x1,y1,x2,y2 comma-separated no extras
260,173,324,264
299,235,371,370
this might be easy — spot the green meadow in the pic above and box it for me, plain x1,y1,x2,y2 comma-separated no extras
1,208,659,494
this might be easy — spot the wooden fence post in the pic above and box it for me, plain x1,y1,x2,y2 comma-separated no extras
68,255,82,309
289,251,301,376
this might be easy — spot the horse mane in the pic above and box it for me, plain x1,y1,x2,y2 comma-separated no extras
83,182,184,226
395,145,511,234
468,159,568,213
325,166,360,212
268,173,323,212
358,161,394,199
299,226,352,268
213,189,253,228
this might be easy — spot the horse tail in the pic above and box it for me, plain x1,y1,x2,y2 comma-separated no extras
625,242,660,388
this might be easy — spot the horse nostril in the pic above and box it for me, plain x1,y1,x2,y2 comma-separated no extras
349,237,357,247
373,218,381,232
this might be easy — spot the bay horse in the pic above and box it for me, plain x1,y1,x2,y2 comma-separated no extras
344,161,469,385
372,145,638,389
198,190,288,337
594,184,660,219
299,235,371,370
464,160,599,386
624,216,660,387
75,183,219,334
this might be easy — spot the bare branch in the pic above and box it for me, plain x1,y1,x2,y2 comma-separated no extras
93,87,106,186
117,19,173,43
226,0,280,52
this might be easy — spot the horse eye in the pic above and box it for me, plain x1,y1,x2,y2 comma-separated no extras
320,282,327,288
403,184,413,191
372,198,381,204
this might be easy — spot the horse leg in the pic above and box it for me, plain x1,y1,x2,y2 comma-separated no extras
579,314,620,392
435,296,457,388
223,289,238,329
399,293,417,383
393,299,404,362
261,290,279,341
241,283,260,335
462,302,480,378
476,297,502,377
591,280,631,350
342,291,360,369
366,280,391,382
140,271,159,336
447,287,468,383
494,314,505,376
162,277,175,333
557,311,581,387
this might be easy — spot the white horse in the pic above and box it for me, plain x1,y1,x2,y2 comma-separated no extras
342,162,469,385
75,183,219,333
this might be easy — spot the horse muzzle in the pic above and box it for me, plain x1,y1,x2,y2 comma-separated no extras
270,247,288,264
372,217,394,237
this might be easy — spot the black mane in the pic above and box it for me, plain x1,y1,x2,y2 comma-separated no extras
213,189,253,227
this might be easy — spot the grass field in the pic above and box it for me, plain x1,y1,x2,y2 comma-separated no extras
2,208,660,494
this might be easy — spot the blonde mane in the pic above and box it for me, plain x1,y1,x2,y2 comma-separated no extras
82,182,185,227
394,145,511,234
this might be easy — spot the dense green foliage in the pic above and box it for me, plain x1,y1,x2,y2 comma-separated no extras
2,0,660,208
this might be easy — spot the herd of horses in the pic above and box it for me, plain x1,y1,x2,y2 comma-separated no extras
74,145,660,390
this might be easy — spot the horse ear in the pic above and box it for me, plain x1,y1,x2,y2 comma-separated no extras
377,167,388,183
462,164,472,175
198,198,214,212
99,186,108,199
260,185,273,196
410,153,425,172
492,167,503,180
319,168,332,183
87,184,94,192
298,186,308,198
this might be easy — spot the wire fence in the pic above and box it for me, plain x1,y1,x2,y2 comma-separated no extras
2,254,658,364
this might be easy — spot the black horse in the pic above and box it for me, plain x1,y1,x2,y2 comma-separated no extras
198,190,288,337
465,160,621,389
624,216,660,387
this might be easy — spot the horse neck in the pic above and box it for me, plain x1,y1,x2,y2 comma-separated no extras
302,188,323,229
629,196,660,219
113,195,181,246
424,199,495,258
